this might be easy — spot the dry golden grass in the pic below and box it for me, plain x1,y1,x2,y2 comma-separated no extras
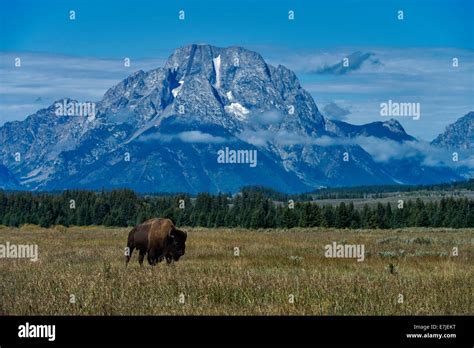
0,225,472,315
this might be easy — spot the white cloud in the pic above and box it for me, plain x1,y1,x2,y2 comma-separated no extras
238,126,473,169
262,47,474,141
0,52,166,125
137,130,226,144
252,110,284,125
177,131,226,143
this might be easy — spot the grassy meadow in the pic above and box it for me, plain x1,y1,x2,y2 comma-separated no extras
0,224,472,315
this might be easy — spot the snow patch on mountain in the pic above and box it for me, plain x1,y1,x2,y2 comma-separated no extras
213,55,221,88
172,80,184,97
225,102,250,120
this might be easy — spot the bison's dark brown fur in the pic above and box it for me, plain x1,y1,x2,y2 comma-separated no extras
125,218,187,266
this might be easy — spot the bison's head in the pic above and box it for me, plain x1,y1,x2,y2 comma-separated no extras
168,228,187,261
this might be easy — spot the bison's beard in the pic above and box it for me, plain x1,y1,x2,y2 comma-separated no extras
165,250,184,263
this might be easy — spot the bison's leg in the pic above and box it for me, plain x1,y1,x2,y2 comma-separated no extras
147,249,159,266
126,227,137,267
138,250,146,266
125,245,134,266
147,253,155,266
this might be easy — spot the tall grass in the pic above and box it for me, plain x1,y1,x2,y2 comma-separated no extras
0,226,472,315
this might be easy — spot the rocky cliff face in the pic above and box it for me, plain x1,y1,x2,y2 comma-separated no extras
432,112,473,150
0,44,466,193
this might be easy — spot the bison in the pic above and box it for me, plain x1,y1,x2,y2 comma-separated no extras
125,218,187,266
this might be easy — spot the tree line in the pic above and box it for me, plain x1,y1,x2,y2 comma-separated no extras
309,179,474,200
0,189,473,229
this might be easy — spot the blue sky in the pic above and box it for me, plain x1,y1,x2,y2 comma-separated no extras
0,0,473,140
2,0,473,55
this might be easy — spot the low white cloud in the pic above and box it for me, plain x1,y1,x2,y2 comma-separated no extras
238,128,304,147
322,102,351,120
137,130,226,144
252,110,284,125
238,126,473,169
177,131,226,143
326,135,473,169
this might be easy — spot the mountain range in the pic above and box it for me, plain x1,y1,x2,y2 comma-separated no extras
0,44,472,193
432,112,473,150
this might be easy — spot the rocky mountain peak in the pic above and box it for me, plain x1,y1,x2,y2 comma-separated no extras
325,118,415,142
432,111,474,149
382,119,405,133
0,45,465,193
99,44,325,134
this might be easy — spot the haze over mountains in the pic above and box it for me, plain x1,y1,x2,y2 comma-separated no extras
0,44,472,193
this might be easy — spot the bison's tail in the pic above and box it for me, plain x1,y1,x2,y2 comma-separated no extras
125,228,136,266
